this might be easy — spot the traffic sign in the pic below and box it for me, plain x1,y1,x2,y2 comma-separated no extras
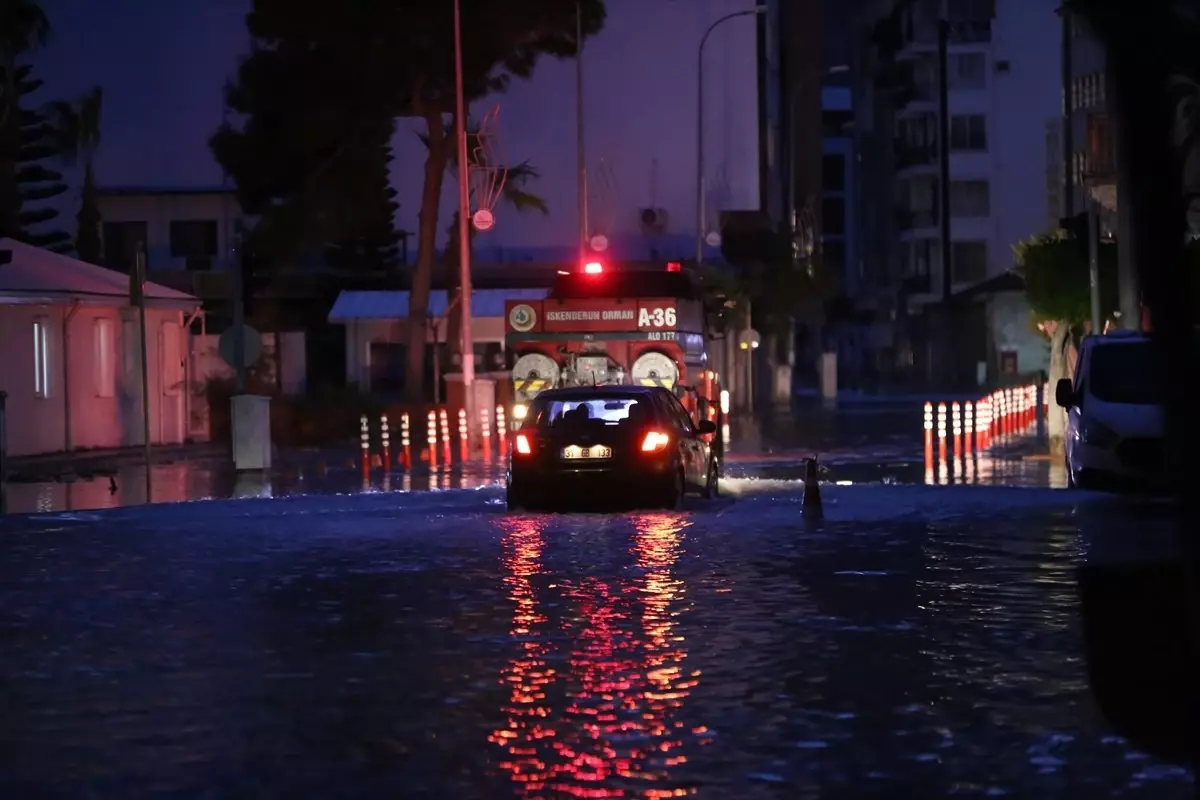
219,324,263,369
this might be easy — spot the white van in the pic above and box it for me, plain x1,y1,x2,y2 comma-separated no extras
1055,331,1168,490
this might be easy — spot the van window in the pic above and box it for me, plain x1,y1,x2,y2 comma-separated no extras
1088,342,1164,405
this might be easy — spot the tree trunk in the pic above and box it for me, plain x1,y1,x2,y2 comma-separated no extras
406,111,449,402
1046,320,1070,453
75,163,102,264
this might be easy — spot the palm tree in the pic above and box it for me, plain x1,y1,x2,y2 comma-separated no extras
0,0,51,239
45,86,103,263
428,126,549,371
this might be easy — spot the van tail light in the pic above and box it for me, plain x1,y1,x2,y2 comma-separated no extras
641,431,671,453
515,433,533,455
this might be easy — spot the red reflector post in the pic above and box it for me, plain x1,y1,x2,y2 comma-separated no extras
641,431,670,452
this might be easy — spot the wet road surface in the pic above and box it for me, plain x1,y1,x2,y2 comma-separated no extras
0,482,1192,797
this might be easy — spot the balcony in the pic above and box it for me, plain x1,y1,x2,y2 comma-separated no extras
895,143,938,169
896,207,938,231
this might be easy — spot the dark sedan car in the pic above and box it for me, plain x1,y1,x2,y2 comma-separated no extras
505,385,719,511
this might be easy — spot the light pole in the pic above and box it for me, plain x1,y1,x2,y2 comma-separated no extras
453,0,475,448
695,6,767,267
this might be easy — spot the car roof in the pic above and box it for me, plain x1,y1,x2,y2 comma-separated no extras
533,385,663,401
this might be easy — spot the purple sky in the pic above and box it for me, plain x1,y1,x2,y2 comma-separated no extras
31,0,764,263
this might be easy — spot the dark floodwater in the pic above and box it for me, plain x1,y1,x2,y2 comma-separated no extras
0,486,1192,797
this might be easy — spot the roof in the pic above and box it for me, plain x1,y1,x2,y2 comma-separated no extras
0,238,200,309
328,288,549,322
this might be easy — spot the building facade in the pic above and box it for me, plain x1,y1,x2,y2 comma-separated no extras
849,0,1060,385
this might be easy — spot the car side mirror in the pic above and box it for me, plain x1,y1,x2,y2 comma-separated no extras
1054,378,1076,409
696,419,717,435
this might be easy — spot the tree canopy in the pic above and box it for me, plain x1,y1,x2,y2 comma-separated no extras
1015,229,1119,326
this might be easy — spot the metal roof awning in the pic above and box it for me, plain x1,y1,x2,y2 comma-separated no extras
0,238,201,311
328,288,549,323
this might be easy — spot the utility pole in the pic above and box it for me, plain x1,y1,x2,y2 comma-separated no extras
452,0,476,448
576,0,588,261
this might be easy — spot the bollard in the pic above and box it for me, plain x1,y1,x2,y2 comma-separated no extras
496,405,507,445
459,407,469,463
380,413,391,470
964,401,975,455
360,414,370,478
802,456,823,519
999,390,1009,437
936,402,947,463
400,412,411,470
951,402,962,458
427,410,438,468
439,408,451,463
980,397,992,450
923,401,934,455
1027,385,1037,428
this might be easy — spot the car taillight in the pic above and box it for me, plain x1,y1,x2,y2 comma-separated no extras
515,434,533,455
641,431,670,453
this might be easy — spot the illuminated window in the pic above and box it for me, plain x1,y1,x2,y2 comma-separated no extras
94,317,116,398
33,316,51,398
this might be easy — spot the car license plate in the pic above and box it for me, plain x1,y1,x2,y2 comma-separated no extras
562,445,612,460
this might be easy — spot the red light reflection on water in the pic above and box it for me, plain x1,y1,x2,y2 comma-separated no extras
490,513,703,798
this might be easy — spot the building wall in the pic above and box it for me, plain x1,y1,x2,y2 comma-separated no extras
0,302,191,457
97,190,242,273
387,0,771,266
343,317,511,391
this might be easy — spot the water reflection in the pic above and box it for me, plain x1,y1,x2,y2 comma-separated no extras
491,514,702,798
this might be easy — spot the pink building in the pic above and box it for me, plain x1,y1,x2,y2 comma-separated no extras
0,239,202,458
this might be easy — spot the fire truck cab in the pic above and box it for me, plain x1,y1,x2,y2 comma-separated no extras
504,262,725,451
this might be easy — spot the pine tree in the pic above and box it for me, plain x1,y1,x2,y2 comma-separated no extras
12,64,70,251
325,137,401,273
45,86,103,263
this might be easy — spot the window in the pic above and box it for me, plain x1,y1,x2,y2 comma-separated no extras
949,53,986,89
950,180,990,217
94,317,116,398
822,154,846,192
822,198,846,235
822,241,846,273
529,396,645,428
102,221,148,273
949,115,987,151
160,322,183,396
952,241,989,283
169,220,219,270
123,318,138,379
33,316,51,398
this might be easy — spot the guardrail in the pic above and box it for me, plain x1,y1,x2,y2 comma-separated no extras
357,405,510,477
922,382,1048,482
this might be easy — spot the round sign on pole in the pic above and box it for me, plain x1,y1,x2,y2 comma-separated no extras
589,234,609,252
472,209,495,232
218,324,263,368
705,231,722,247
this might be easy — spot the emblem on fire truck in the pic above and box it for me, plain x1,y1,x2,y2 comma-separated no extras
509,303,537,332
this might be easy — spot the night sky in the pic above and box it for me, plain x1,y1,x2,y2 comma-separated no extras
31,0,759,262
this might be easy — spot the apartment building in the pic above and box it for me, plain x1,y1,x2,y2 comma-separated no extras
850,0,1060,385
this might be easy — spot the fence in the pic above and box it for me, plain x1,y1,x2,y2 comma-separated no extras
355,404,511,477
922,381,1049,483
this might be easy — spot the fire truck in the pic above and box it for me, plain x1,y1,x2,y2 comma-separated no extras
504,261,726,449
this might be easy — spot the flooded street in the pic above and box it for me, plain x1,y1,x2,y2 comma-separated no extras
0,483,1192,797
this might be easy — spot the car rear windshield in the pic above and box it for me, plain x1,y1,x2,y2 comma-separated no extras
527,395,655,428
1088,340,1188,405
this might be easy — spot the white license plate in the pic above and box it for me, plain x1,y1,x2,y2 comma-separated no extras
562,445,613,460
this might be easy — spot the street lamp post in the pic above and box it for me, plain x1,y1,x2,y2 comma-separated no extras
453,0,476,448
695,6,767,267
